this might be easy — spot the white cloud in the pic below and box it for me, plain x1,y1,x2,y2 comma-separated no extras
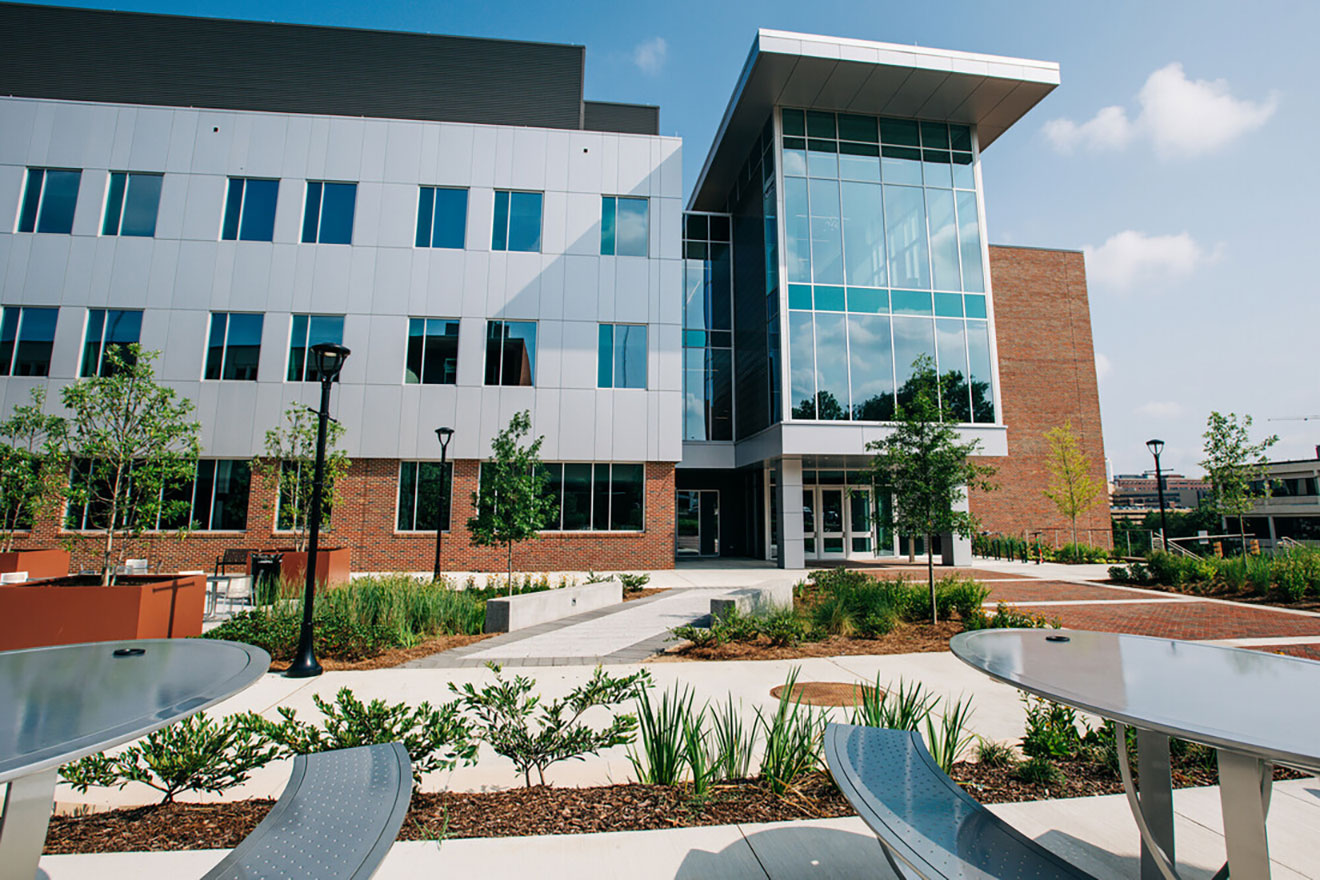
632,37,667,76
1083,230,1212,290
1136,401,1184,419
1042,62,1278,158
1094,352,1112,382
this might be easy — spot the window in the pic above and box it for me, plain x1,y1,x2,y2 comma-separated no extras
102,172,163,237
204,312,264,381
276,461,334,531
597,324,647,389
81,309,142,377
535,463,644,531
491,190,542,252
0,306,58,376
66,459,249,531
405,318,459,384
415,187,467,249
484,320,536,386
396,461,453,531
17,168,81,234
301,181,356,244
601,196,648,256
222,178,279,241
287,314,345,382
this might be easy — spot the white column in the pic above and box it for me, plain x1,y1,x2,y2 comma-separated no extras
941,493,973,566
775,457,805,570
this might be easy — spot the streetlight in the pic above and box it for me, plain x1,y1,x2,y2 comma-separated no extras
286,341,351,679
432,426,454,582
1146,438,1169,553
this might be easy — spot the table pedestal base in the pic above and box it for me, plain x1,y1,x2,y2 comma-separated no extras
0,768,57,880
1217,749,1273,880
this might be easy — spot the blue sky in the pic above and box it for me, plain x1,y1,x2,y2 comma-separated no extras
42,0,1320,475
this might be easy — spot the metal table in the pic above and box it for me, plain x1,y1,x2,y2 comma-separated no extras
951,629,1320,880
0,638,270,880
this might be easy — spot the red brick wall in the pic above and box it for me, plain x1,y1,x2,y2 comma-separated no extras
24,460,677,574
970,246,1111,546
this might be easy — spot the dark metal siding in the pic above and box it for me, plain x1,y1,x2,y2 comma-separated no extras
583,101,659,136
0,3,586,130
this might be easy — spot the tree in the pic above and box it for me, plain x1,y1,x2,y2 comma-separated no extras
467,411,557,593
254,404,350,552
863,355,996,623
61,346,201,584
1200,411,1277,553
1042,420,1103,545
0,387,67,552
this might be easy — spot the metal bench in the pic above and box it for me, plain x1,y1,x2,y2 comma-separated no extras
202,742,412,880
824,724,1097,880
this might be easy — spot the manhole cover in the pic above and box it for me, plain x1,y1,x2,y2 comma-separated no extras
769,681,880,707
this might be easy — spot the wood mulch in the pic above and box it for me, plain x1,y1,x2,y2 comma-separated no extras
652,620,963,662
623,588,669,602
266,633,493,672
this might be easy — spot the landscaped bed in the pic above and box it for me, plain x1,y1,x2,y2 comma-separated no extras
1109,547,1320,609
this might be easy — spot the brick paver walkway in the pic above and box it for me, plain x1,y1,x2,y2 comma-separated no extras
983,580,1168,603
1016,599,1320,640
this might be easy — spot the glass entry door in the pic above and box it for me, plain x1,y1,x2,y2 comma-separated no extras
676,490,720,557
818,488,847,559
849,488,873,555
804,486,877,561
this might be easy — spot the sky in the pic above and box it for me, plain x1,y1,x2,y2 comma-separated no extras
36,0,1320,476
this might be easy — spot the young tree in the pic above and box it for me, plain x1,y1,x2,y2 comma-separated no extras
254,404,349,552
1042,420,1103,546
1200,412,1278,554
61,346,201,584
468,410,557,593
0,387,67,552
863,355,996,623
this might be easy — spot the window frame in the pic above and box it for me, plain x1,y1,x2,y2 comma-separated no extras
395,461,454,532
221,177,280,242
483,319,537,387
17,167,82,234
597,323,648,389
286,313,346,382
101,171,164,237
600,195,650,257
300,180,358,245
404,317,460,385
64,458,250,533
526,461,646,533
491,189,543,252
203,312,264,381
0,306,58,377
80,308,143,377
415,186,468,249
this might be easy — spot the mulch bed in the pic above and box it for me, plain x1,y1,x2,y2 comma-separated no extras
654,620,963,662
266,633,493,672
623,588,669,602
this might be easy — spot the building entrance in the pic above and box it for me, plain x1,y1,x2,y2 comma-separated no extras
803,485,878,561
676,490,720,557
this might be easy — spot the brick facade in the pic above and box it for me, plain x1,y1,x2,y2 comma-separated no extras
970,245,1111,546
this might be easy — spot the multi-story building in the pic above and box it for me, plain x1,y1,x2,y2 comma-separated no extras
0,4,1109,572
1242,452,1320,546
1111,471,1209,513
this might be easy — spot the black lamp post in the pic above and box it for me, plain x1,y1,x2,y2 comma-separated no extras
286,341,351,679
432,426,454,582
1146,438,1169,553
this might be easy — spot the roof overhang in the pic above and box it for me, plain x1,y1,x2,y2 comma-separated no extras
689,29,1060,211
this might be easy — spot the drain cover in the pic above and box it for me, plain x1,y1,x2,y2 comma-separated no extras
768,681,880,707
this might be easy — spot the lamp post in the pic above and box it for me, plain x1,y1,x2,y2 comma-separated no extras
286,341,351,679
432,426,454,582
1146,438,1169,553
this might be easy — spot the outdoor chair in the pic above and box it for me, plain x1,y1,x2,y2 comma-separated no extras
201,742,412,880
215,547,254,577
824,724,1097,880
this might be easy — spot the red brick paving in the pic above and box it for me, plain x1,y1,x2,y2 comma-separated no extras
983,581,1163,603
1261,644,1320,662
1015,601,1320,641
850,566,1033,581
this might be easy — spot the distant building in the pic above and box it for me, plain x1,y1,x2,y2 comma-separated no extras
1110,471,1209,514
1242,452,1320,546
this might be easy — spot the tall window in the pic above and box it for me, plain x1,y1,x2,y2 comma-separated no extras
222,178,279,241
301,181,356,244
535,463,644,531
415,187,467,249
682,213,734,441
597,324,647,389
287,314,345,382
601,196,648,256
102,172,163,237
491,190,542,252
204,312,264,381
396,461,453,531
405,318,459,384
0,306,58,377
17,168,81,234
81,309,142,377
484,320,536,386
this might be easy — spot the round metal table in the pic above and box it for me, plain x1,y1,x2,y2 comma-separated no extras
951,628,1320,880
0,638,269,880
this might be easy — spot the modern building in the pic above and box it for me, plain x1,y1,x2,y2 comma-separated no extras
0,3,1109,572
1111,471,1209,513
1241,452,1320,546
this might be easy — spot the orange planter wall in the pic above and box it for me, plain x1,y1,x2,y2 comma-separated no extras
0,549,71,579
0,574,205,651
277,547,351,586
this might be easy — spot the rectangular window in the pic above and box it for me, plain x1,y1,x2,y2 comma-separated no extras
276,461,334,531
204,312,264,381
80,308,142,377
597,324,647,389
287,314,345,382
415,187,468,249
491,190,542,252
536,462,644,532
102,172,163,237
601,196,648,256
405,318,459,384
301,181,356,244
221,178,279,241
17,168,81,234
396,461,453,531
0,306,58,377
484,320,536,386
66,458,249,531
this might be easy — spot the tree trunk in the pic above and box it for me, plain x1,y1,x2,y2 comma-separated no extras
926,533,936,624
1071,514,1078,547
1239,514,1247,556
507,541,514,597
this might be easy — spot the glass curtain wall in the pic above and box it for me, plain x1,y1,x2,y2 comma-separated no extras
682,213,734,441
781,108,995,424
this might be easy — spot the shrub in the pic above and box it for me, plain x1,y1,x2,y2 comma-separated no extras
682,707,716,800
61,712,279,804
202,607,396,661
629,684,694,786
1053,543,1112,564
618,572,652,592
852,677,938,731
974,737,1017,768
670,621,719,648
756,668,826,795
761,607,812,646
710,695,757,781
934,577,990,622
1013,756,1063,786
965,602,1060,631
923,697,975,773
1020,694,1084,760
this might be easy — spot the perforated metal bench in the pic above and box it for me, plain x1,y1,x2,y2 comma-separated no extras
824,724,1097,880
202,742,412,880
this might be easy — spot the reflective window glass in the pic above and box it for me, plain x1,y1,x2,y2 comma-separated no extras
814,312,849,420
841,180,886,288
784,177,812,283
484,320,536,386
416,187,467,249
926,188,961,291
952,152,975,189
102,172,162,237
956,190,985,292
892,316,936,410
935,318,971,422
808,178,843,285
0,306,57,377
81,308,142,377
881,146,923,185
884,185,930,289
967,320,995,422
848,314,894,421
396,461,453,531
491,190,542,252
286,313,345,381
609,464,644,531
598,323,647,389
789,311,816,419
18,168,82,234
204,312,263,381
880,118,920,147
222,178,279,242
301,181,356,244
781,108,806,137
405,318,459,384
920,121,950,150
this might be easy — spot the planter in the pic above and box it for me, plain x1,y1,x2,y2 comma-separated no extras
277,547,351,586
0,573,205,651
0,548,72,580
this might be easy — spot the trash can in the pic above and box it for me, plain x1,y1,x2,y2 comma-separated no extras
249,553,284,606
